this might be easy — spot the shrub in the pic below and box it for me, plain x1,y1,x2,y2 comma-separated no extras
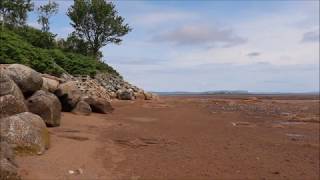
0,27,120,77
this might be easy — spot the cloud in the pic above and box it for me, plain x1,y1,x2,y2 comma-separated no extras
247,52,261,57
104,56,166,65
133,11,196,26
151,25,247,47
301,30,319,43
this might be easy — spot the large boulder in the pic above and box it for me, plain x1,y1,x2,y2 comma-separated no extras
72,100,92,116
0,72,28,118
0,112,50,155
0,142,20,180
134,92,145,101
0,71,25,99
6,64,43,95
42,77,59,93
55,81,81,111
82,96,113,114
27,90,62,127
144,92,153,100
109,92,117,99
117,89,134,100
0,95,28,119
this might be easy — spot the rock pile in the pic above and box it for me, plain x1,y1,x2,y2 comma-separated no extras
0,63,157,178
94,73,157,101
0,65,49,179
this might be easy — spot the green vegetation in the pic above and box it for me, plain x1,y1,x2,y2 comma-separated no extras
67,0,131,59
0,0,129,77
1,0,33,27
0,26,120,77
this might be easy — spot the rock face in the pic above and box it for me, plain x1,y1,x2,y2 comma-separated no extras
0,141,20,180
0,112,50,155
82,96,113,114
6,64,43,95
72,101,92,115
55,81,81,111
42,77,59,93
0,72,28,118
27,90,62,127
117,89,134,100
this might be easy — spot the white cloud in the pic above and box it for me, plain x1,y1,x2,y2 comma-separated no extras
133,11,196,26
165,9,319,67
151,24,247,47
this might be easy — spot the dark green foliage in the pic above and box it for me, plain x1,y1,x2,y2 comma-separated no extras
67,0,131,59
0,27,120,77
10,25,56,49
57,32,91,56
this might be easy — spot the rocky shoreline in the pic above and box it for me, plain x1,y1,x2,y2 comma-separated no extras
0,63,157,179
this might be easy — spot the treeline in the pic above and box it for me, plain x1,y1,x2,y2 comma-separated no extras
0,0,131,77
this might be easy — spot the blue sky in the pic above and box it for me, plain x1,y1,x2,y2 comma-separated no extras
28,0,319,92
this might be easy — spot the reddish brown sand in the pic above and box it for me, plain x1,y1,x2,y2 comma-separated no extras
17,95,319,180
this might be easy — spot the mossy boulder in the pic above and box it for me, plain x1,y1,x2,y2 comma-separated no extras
0,112,50,155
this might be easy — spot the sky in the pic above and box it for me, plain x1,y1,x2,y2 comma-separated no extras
28,0,319,92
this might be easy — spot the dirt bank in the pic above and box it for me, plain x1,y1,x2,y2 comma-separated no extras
17,95,320,180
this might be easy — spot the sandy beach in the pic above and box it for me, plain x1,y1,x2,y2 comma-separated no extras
16,95,319,180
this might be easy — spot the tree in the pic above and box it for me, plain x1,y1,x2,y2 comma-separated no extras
37,0,59,32
0,0,33,27
67,0,131,59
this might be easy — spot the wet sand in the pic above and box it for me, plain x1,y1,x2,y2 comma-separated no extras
17,95,320,180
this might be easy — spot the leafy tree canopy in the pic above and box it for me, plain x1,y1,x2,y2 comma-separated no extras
0,0,33,27
67,0,131,59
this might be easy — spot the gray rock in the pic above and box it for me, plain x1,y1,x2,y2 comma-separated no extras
72,100,92,116
0,71,25,99
0,71,28,118
42,77,59,93
0,112,50,155
0,142,20,180
0,158,20,180
82,96,113,114
0,95,28,119
144,92,153,100
27,90,62,127
134,92,145,100
6,64,43,95
117,89,134,100
55,81,81,111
